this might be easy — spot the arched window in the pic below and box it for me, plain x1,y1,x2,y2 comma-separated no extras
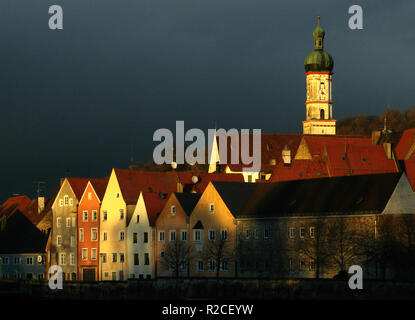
320,109,325,119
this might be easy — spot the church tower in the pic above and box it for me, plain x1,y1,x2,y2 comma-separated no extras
303,17,336,135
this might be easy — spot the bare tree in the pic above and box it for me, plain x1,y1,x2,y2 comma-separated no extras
327,218,361,276
297,218,331,279
204,230,234,278
161,240,193,278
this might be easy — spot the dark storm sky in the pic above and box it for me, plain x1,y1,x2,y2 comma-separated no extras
0,0,414,201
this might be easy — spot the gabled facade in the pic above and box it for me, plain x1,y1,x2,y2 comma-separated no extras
188,182,239,278
127,192,167,279
77,178,108,281
50,177,90,280
155,193,201,277
0,210,48,280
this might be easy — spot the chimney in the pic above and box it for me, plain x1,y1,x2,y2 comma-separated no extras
371,131,381,145
383,142,392,159
38,197,45,214
282,145,291,166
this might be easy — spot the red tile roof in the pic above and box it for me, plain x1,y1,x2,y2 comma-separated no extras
270,159,329,182
395,128,415,160
325,144,398,176
89,178,109,201
142,192,168,226
403,159,415,192
0,195,31,219
66,177,92,200
114,169,193,205
216,133,303,167
23,197,54,225
302,135,372,159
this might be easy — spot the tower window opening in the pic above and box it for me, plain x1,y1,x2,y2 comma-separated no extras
320,109,325,119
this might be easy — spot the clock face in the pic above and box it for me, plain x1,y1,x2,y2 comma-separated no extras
319,88,327,100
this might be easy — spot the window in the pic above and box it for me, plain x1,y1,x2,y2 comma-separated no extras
69,199,73,206
208,260,216,272
194,230,201,242
91,228,98,241
57,235,62,246
169,230,176,242
254,229,259,239
82,248,88,261
289,227,295,239
264,225,272,239
79,228,84,242
245,229,250,239
119,209,124,220
209,203,214,213
57,217,62,228
102,253,107,263
220,260,228,272
59,253,66,265
83,211,88,222
170,205,176,215
221,229,228,241
300,227,305,239
64,196,69,206
103,231,107,241
310,227,315,238
26,257,33,265
136,215,140,223
116,192,120,198
59,199,63,207
14,257,20,264
143,232,148,243
196,260,203,272
66,218,71,227
88,192,92,200
133,232,138,244
181,230,187,242
70,236,75,247
309,260,316,271
112,253,117,263
180,262,187,272
104,272,109,278
160,251,164,258
208,230,216,242
159,231,165,242
70,253,75,265
119,253,124,263
92,210,97,221
103,211,108,221
144,253,149,265
91,248,97,260
134,253,139,265
119,231,125,241
299,260,306,270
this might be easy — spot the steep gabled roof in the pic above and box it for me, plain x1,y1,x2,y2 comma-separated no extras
395,128,415,160
142,192,169,226
87,178,109,202
114,169,193,205
0,210,49,254
0,195,31,219
66,177,92,200
174,193,201,216
211,181,257,217
23,197,54,225
213,173,403,218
